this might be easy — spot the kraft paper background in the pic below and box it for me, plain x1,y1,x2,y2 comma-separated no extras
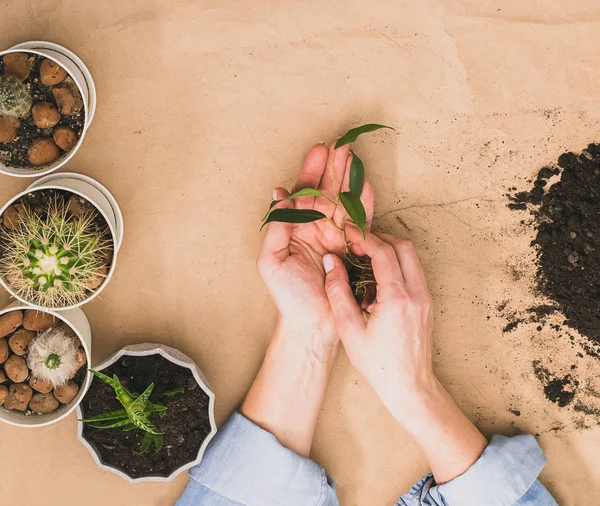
1,1,600,505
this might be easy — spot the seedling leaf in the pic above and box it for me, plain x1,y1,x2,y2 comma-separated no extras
162,387,184,398
349,152,365,197
140,432,153,454
261,209,327,230
335,124,394,149
262,189,325,222
79,409,128,423
340,192,367,238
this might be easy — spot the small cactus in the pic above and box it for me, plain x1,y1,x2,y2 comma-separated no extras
27,327,79,387
0,196,112,308
0,74,32,118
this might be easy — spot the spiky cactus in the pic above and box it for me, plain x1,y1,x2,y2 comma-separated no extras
27,327,79,387
0,74,32,118
0,196,112,308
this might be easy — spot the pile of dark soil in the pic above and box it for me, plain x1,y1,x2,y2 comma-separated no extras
510,144,600,351
80,353,212,479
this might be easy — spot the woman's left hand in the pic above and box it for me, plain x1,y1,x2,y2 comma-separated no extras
257,142,374,349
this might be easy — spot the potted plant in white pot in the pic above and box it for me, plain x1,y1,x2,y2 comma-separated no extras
77,343,217,483
0,172,123,310
0,301,92,427
0,41,96,177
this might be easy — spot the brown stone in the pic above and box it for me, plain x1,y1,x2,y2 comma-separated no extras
2,204,25,230
0,339,8,364
29,375,53,394
51,78,83,116
66,194,87,217
53,125,77,151
8,329,35,355
28,137,60,166
4,383,32,410
4,354,28,383
0,385,7,406
85,265,108,290
32,101,61,129
23,309,56,332
54,381,79,404
29,392,59,414
3,52,31,81
0,311,23,338
0,116,19,143
39,58,67,86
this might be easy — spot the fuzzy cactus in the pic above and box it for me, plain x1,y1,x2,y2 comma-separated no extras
0,74,32,118
27,327,79,387
0,197,111,308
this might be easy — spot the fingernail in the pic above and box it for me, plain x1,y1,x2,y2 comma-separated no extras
323,254,335,273
273,188,278,200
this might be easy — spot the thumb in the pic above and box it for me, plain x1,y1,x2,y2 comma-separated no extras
323,254,365,339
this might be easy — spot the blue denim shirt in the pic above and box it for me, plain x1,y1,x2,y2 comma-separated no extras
177,412,558,506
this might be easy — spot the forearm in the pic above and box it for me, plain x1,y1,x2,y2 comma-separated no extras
388,376,487,484
241,318,338,457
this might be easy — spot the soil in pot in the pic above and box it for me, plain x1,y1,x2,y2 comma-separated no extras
0,53,84,170
80,353,212,479
0,309,87,415
0,189,114,308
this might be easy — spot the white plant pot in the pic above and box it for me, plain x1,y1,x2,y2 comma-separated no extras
76,343,218,483
0,301,92,427
0,172,124,310
0,40,96,178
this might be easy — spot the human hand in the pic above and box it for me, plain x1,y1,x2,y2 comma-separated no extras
257,143,374,349
322,229,435,417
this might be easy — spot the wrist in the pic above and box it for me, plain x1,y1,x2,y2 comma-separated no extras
273,316,338,367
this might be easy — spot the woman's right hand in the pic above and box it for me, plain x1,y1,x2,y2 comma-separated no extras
322,228,436,420
323,228,488,484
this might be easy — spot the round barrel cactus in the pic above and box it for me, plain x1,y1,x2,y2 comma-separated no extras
0,74,32,118
0,197,111,308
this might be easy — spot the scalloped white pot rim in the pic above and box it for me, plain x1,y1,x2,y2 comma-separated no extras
76,343,218,483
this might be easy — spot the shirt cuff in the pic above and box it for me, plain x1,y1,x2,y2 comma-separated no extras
435,434,548,506
188,412,334,506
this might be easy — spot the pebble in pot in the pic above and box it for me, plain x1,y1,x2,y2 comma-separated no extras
0,310,23,338
5,384,32,411
4,354,28,383
32,101,61,129
28,138,60,166
29,393,59,414
39,58,67,86
2,53,32,81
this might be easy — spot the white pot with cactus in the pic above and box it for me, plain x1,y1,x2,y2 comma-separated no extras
0,41,96,177
0,301,92,427
76,343,217,483
0,172,124,310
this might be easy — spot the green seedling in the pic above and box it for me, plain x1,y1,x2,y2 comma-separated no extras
81,370,182,454
261,123,394,302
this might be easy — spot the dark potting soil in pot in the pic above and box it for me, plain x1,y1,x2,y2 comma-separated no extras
0,55,85,168
80,353,212,479
509,144,600,353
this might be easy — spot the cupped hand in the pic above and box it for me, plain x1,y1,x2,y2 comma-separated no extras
322,228,435,414
257,143,374,347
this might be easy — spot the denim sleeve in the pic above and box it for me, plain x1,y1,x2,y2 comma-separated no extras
397,434,558,506
176,412,340,506
176,412,556,506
